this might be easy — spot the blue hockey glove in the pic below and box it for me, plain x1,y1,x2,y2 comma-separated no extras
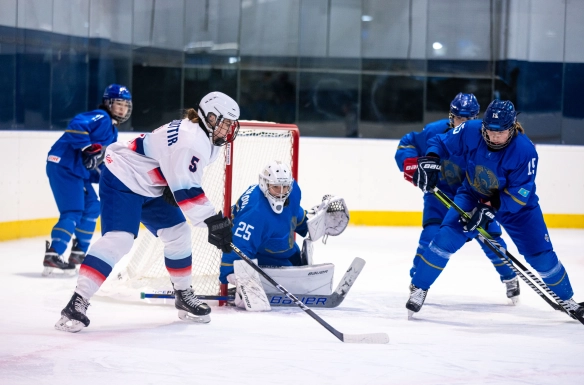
462,203,496,232
204,211,233,253
82,144,104,170
413,156,441,193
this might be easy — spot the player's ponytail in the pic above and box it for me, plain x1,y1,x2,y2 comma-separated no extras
183,108,200,123
515,122,525,135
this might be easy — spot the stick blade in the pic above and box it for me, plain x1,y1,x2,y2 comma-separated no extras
342,333,389,344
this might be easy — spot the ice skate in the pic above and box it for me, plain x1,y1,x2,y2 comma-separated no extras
43,241,76,277
503,276,520,305
564,299,584,320
406,284,428,320
55,292,90,333
175,287,211,323
68,238,86,267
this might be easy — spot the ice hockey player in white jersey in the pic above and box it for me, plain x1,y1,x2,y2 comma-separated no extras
220,161,350,311
55,91,239,332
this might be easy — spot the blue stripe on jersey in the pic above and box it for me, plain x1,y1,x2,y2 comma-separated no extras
174,186,205,203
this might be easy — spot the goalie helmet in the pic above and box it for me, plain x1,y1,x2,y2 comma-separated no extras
102,84,132,124
198,91,240,146
449,93,479,127
481,99,517,150
258,161,293,214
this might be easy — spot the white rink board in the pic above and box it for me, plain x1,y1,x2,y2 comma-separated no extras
0,131,583,223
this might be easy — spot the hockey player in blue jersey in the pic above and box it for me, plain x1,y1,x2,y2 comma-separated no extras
219,161,308,284
395,93,519,302
219,161,350,310
44,84,132,276
407,99,584,320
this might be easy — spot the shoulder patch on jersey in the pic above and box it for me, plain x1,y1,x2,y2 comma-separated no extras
517,188,530,197
47,155,61,163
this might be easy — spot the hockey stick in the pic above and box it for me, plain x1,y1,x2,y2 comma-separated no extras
230,243,389,344
431,187,584,324
142,257,366,308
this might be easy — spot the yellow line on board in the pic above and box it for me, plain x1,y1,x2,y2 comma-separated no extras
1,212,583,242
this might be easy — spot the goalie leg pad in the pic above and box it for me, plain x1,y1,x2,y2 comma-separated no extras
233,259,271,312
260,263,335,295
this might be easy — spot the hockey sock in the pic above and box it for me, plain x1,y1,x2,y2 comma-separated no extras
411,242,451,290
478,236,516,281
525,251,574,300
165,255,193,290
74,217,98,253
51,216,79,255
77,254,113,298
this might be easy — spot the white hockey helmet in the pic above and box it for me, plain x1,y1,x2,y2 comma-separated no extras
198,91,240,146
258,161,294,214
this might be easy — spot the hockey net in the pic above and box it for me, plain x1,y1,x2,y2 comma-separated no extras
97,121,299,302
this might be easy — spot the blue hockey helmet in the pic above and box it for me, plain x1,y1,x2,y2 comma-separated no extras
481,100,517,149
450,93,480,117
449,93,479,127
102,84,132,124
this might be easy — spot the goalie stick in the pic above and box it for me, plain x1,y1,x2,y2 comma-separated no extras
431,187,584,325
141,257,366,308
230,243,389,344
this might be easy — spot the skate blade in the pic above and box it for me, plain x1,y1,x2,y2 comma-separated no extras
407,310,415,320
509,296,519,305
42,266,77,277
54,316,86,333
178,310,211,324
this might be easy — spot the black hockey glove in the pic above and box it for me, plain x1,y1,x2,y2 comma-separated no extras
162,186,179,207
204,211,233,253
82,144,104,170
413,156,441,193
461,203,496,232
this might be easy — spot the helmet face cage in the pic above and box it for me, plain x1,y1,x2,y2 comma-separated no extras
449,93,480,127
481,100,517,150
103,84,132,124
258,161,294,214
199,109,240,146
105,98,132,124
198,92,240,146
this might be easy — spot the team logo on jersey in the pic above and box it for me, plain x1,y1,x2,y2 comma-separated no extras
471,165,499,195
47,155,61,163
441,160,463,186
105,154,113,164
518,188,530,197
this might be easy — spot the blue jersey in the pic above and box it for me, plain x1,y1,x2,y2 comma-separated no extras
47,109,118,179
395,119,465,196
427,119,539,213
220,180,308,282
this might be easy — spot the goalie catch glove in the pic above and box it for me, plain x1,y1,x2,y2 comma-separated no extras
204,211,233,253
307,195,350,244
81,144,104,170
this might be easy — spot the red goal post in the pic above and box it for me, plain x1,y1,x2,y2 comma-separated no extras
97,121,300,303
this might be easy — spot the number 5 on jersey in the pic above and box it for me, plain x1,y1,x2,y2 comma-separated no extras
189,155,200,172
234,222,254,240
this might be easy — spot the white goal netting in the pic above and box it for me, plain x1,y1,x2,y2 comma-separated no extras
97,122,299,301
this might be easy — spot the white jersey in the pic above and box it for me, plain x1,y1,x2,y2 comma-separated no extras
104,118,221,227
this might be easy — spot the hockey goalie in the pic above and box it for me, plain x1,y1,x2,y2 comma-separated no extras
219,160,357,311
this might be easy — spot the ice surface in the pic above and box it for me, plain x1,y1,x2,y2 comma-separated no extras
1,227,583,384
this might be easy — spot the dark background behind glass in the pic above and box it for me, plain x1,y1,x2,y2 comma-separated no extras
0,0,583,144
